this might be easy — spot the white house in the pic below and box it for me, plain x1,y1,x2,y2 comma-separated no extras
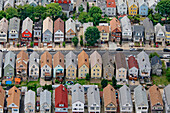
117,0,127,15
163,84,170,113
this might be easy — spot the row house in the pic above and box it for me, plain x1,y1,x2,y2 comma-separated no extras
0,18,8,44
105,0,116,16
0,52,2,78
127,55,138,80
66,51,77,79
165,24,170,43
28,0,38,7
97,25,110,43
55,85,68,113
121,16,132,42
29,51,39,80
154,23,166,45
137,51,151,82
41,0,50,6
147,0,158,14
87,86,100,113
65,18,76,42
0,86,5,113
42,17,53,46
137,0,148,16
78,50,89,79
134,85,149,113
115,52,127,82
40,90,51,113
132,25,144,44
110,17,121,42
40,51,52,81
149,85,164,113
15,0,26,7
119,85,133,113
4,51,15,79
0,0,3,11
4,0,15,10
90,51,102,78
151,56,162,76
72,83,85,113
76,0,87,13
163,84,170,113
127,0,138,16
54,18,64,44
21,17,33,46
8,17,20,46
53,51,65,79
143,17,154,44
7,86,21,113
96,0,106,16
16,50,29,80
33,20,42,46
117,0,127,15
24,90,35,113
103,84,117,112
102,52,114,80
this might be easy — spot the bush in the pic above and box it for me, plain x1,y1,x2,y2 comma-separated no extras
101,79,108,88
62,42,65,47
55,79,60,83
85,73,90,80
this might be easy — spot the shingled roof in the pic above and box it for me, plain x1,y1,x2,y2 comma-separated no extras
53,51,64,68
128,56,139,69
115,52,127,69
54,18,64,33
78,50,89,69
41,51,52,68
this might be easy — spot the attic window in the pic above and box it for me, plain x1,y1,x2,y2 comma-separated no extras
111,88,113,91
10,58,12,61
15,90,17,92
60,59,62,62
85,59,87,62
143,59,145,61
72,59,74,62
47,59,49,62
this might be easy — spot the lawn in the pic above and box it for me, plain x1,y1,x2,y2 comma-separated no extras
152,75,170,86
21,79,40,87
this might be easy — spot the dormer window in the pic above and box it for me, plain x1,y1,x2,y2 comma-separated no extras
60,59,62,62
85,59,87,62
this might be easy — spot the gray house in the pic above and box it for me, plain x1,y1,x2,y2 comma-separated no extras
4,51,15,79
96,0,106,16
134,85,149,113
102,52,115,80
0,0,3,11
40,90,51,113
76,0,87,13
8,17,20,46
119,85,133,113
151,56,162,76
24,90,35,113
163,84,170,113
0,52,3,78
132,25,144,43
155,23,166,45
34,20,42,46
143,17,154,44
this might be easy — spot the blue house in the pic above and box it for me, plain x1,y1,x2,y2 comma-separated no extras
138,0,148,16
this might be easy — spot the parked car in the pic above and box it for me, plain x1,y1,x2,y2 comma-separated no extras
130,48,136,51
48,49,55,52
156,43,159,48
83,48,91,51
36,101,40,112
163,48,170,52
2,49,8,52
137,48,144,51
116,48,123,51
27,49,33,52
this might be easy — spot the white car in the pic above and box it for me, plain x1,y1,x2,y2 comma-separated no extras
2,49,8,52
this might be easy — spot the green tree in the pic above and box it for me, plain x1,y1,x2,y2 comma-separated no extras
85,73,90,80
30,42,34,47
92,13,102,25
112,77,117,87
156,0,170,17
78,5,84,13
80,35,83,46
149,52,160,59
87,2,89,12
5,7,18,20
101,79,108,88
166,68,170,82
72,36,79,47
88,6,102,17
32,5,47,21
62,41,65,47
0,11,6,20
78,12,89,23
46,3,62,20
153,13,162,21
85,26,100,46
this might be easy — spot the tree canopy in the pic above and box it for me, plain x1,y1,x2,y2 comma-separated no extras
72,36,79,47
101,79,108,88
149,52,160,59
156,0,170,17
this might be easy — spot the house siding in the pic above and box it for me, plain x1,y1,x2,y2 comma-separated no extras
103,65,114,80
4,64,14,78
78,64,89,79
53,65,64,78
139,4,148,16
91,64,102,78
66,65,76,79
116,68,127,81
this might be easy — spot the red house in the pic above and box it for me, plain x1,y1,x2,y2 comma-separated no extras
54,0,71,3
110,17,121,42
21,17,33,46
55,85,68,113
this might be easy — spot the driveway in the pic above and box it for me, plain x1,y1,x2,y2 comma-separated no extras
109,42,117,50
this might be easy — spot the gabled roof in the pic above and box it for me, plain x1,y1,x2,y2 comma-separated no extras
29,51,39,68
66,18,76,32
147,0,157,7
0,0,3,11
43,17,53,33
22,17,33,33
24,90,35,106
127,0,137,7
66,51,77,69
119,85,132,106
55,85,68,108
137,51,151,69
106,0,116,8
4,51,15,68
40,90,51,108
53,51,64,68
117,0,126,6
28,0,38,5
134,85,148,107
0,86,5,108
128,56,139,69
54,18,64,33
97,25,110,33
149,85,163,107
40,51,52,68
87,86,100,107
90,51,102,68
137,0,148,7
165,24,170,32
143,17,154,33
102,52,114,68
155,23,165,35
110,17,121,32
72,83,85,104
0,18,8,34
8,17,20,32
7,86,21,107
16,50,28,69
103,84,117,107
115,52,127,69
34,20,42,30
4,0,15,8
78,50,89,69
0,52,3,68
151,56,162,66
164,84,170,106
121,16,132,32
133,25,144,33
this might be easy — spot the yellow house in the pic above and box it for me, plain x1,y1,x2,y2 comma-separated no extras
97,26,110,42
78,51,89,79
165,24,170,43
66,65,77,79
90,51,102,78
128,0,138,15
